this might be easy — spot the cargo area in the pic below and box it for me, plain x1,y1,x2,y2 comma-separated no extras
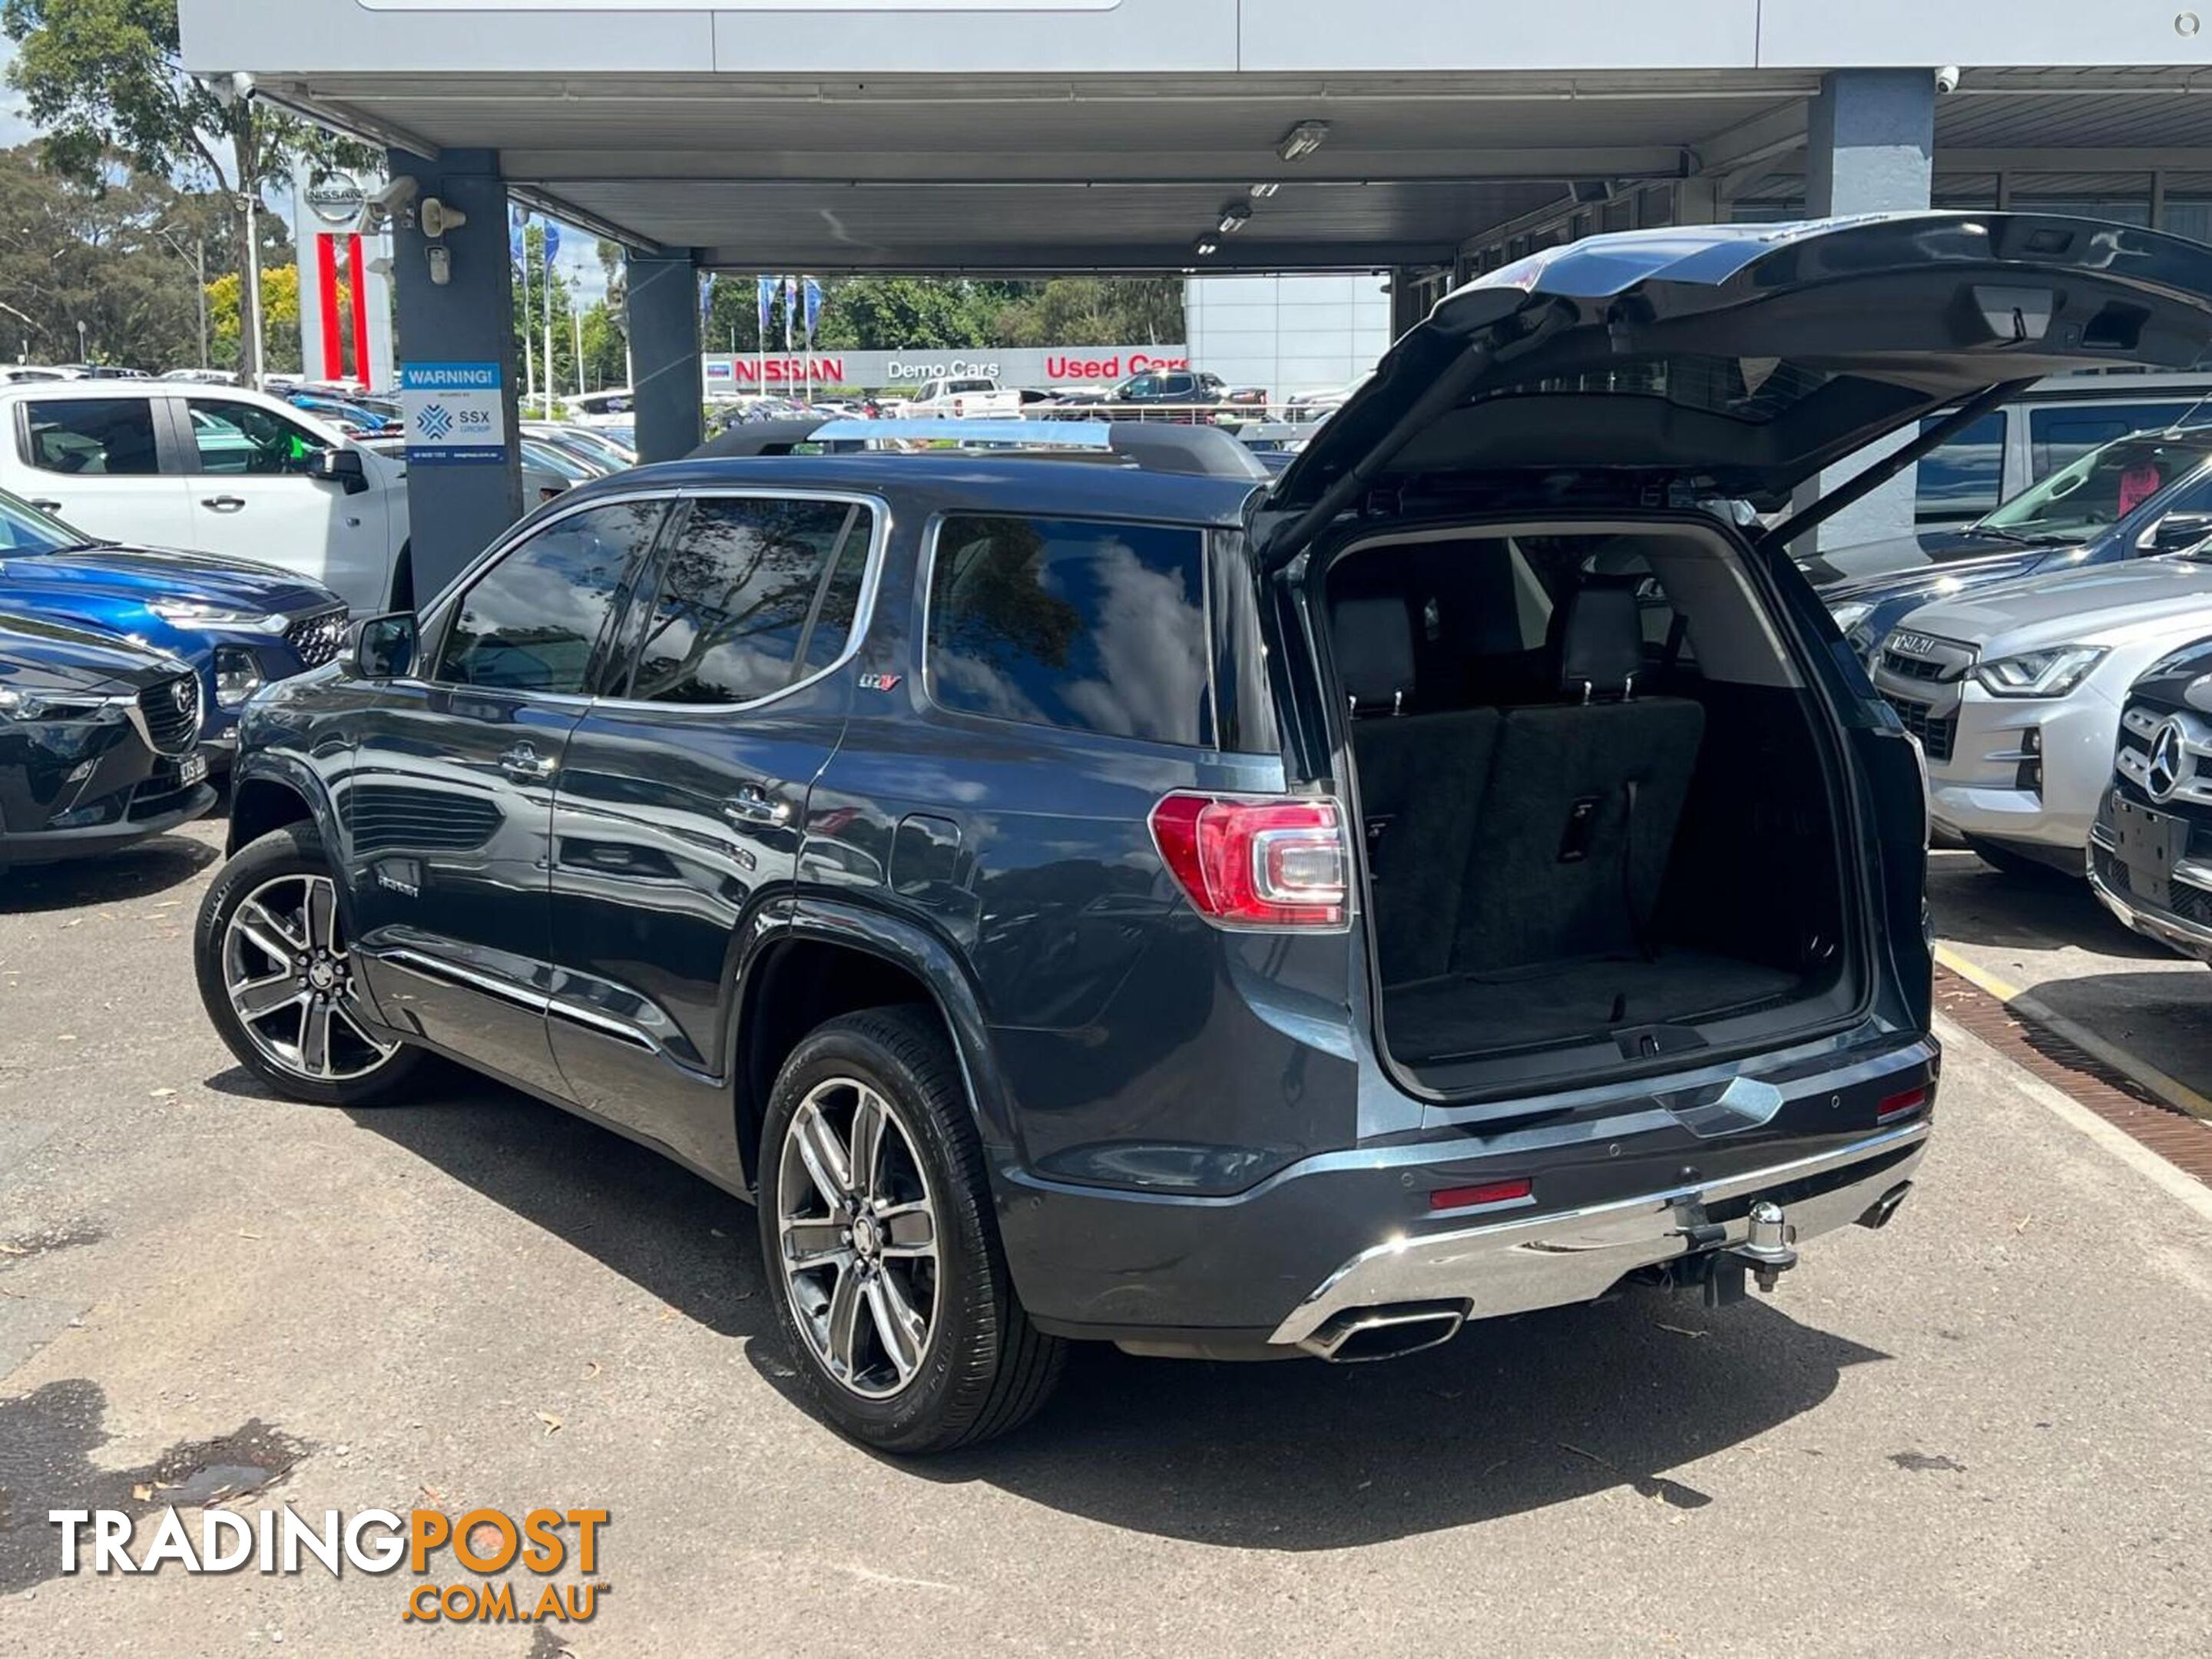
1326,520,1863,1091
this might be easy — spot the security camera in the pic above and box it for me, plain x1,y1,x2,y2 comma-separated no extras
1935,65,1962,94
357,175,419,233
194,71,254,109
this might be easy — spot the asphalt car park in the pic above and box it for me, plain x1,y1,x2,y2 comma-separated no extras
1,815,2209,1655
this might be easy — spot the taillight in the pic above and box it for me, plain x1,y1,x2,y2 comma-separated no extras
1876,1084,1929,1121
1148,792,1351,929
1429,1177,1532,1213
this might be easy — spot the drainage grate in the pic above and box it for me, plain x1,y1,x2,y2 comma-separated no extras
1934,965,2212,1188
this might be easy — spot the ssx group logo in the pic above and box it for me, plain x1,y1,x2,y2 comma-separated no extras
416,403,454,440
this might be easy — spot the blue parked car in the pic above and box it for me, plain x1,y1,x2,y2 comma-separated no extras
1816,427,2212,663
0,488,348,762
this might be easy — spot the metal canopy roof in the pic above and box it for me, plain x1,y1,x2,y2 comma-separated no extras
209,50,2212,272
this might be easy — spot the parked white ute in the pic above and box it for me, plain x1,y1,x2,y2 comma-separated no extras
889,376,1023,419
0,380,411,611
1872,551,2212,876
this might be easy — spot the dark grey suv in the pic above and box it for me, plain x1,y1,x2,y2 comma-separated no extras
193,215,2212,1451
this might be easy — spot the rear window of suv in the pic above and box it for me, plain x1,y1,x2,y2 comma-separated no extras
926,514,1210,747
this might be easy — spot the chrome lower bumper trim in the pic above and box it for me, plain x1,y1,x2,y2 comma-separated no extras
2088,861,2212,955
1267,1120,1932,1348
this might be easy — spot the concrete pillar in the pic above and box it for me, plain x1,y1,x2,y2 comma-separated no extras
625,250,703,462
1798,71,1936,551
387,148,521,604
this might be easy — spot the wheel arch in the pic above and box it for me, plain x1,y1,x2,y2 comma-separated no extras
732,903,1015,1194
227,757,339,860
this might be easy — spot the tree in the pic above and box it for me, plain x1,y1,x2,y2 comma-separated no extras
2,0,372,382
813,276,999,352
209,263,301,373
0,144,207,367
989,277,1184,347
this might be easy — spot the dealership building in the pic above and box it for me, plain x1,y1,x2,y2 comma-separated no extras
184,0,2212,589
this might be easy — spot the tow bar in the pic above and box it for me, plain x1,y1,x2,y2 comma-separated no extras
1668,1195,1800,1306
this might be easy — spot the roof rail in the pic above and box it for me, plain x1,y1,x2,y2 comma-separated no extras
690,416,1270,481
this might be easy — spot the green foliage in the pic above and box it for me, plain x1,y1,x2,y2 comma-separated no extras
704,274,1187,356
207,265,302,373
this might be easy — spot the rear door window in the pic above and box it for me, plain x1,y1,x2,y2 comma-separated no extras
926,514,1212,747
623,496,872,704
22,398,161,475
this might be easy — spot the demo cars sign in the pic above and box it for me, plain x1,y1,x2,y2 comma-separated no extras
400,363,506,464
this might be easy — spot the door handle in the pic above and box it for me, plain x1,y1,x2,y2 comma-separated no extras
724,784,792,826
498,742,558,783
26,498,60,512
201,495,247,512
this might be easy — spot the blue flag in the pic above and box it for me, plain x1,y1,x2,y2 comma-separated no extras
508,206,526,269
803,276,823,342
756,276,776,339
698,271,717,324
542,218,561,267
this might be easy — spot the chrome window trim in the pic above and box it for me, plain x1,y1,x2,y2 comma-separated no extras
584,487,892,717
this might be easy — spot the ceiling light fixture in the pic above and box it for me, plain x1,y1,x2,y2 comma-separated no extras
1250,182,1282,198
1218,203,1253,234
1194,237,1220,257
1277,121,1331,163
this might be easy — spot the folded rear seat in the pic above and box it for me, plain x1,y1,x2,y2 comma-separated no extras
1449,581,1704,978
1333,595,1501,987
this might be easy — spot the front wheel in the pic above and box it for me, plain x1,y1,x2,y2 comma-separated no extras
194,823,422,1106
757,1008,1064,1453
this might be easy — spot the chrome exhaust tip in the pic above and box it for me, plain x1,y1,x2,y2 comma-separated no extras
1856,1179,1914,1230
1296,1301,1467,1363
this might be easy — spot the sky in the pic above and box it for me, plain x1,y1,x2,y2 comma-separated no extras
0,41,35,148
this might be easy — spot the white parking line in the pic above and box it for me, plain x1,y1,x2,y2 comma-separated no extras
1933,1010,2212,1223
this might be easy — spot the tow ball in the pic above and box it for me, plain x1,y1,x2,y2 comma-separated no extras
1669,1197,1800,1306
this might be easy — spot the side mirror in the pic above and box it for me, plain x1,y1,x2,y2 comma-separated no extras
2147,510,2212,553
349,611,418,679
311,447,369,495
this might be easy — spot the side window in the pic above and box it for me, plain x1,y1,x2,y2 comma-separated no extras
1915,412,2005,519
22,399,160,475
926,514,1211,746
626,497,869,704
437,500,667,693
187,398,331,476
802,518,873,674
2029,402,2200,481
1123,374,1160,399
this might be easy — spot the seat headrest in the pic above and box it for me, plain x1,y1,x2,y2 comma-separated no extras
1335,595,1416,714
1559,580,1644,700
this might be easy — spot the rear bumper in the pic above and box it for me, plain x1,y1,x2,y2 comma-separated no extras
1000,1032,1938,1344
1269,1118,1928,1349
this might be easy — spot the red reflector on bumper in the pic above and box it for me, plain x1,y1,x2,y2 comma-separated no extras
1429,1177,1532,1212
1876,1085,1929,1121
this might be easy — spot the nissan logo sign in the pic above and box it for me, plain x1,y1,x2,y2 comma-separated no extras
305,171,367,226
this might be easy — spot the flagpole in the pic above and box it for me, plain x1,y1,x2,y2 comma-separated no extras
542,224,555,419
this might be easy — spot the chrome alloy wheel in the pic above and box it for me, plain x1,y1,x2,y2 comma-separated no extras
220,873,400,1083
774,1077,942,1400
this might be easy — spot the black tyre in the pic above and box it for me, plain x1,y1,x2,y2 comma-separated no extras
757,1007,1064,1453
1966,837,2073,883
194,823,423,1107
